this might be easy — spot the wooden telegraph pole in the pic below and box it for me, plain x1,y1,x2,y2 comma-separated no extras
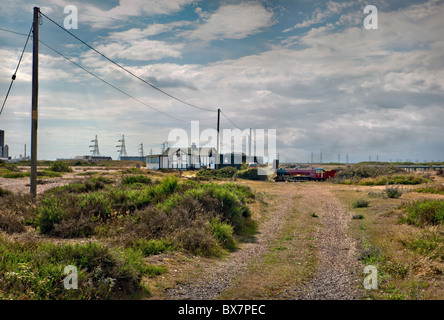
30,7,39,198
216,108,220,170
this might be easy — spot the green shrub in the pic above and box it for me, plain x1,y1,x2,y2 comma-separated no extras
34,196,68,234
0,163,20,172
122,175,151,186
131,239,173,256
175,221,221,256
210,218,237,252
385,184,403,198
235,168,268,181
196,167,238,179
0,238,150,299
32,176,257,257
79,192,113,220
50,161,73,173
353,199,370,208
217,166,238,178
399,200,444,227
50,178,108,194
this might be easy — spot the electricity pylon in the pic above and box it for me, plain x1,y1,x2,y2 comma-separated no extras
116,135,128,160
138,143,144,157
89,135,100,156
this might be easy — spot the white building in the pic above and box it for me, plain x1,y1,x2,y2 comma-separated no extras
146,146,217,170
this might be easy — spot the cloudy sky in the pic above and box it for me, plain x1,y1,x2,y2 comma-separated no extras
0,0,443,163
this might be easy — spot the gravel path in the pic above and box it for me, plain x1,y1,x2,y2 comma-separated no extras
166,182,363,300
166,183,296,300
291,185,363,300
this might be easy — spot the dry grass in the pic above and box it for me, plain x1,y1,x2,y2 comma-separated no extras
333,178,444,300
216,182,319,299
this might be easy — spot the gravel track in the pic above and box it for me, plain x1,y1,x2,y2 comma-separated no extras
166,182,363,300
291,185,363,300
166,183,296,300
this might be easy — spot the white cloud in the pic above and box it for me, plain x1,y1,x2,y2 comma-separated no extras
284,1,357,31
187,2,274,41
93,39,184,61
105,21,192,41
81,0,197,29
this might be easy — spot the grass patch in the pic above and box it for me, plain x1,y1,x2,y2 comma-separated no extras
415,184,444,195
353,199,370,208
131,239,173,256
399,199,444,227
404,228,443,261
121,175,152,186
0,237,151,299
2,171,62,179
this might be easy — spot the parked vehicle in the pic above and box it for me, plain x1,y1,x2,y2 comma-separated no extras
247,163,259,169
275,167,337,182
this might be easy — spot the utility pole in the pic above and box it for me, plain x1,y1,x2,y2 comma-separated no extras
216,108,220,169
30,7,39,198
249,128,252,160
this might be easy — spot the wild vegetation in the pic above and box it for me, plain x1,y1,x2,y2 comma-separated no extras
399,199,444,227
0,161,68,178
195,166,268,181
1,159,442,300
337,169,444,300
0,169,257,299
414,184,444,196
332,165,431,185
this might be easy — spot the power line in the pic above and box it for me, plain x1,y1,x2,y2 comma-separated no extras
0,27,30,37
0,25,248,132
39,11,217,113
0,24,33,117
39,39,186,123
220,110,242,130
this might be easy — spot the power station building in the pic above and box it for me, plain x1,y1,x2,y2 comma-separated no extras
0,130,10,160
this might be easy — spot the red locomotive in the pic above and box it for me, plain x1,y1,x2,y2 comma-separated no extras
275,167,337,182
